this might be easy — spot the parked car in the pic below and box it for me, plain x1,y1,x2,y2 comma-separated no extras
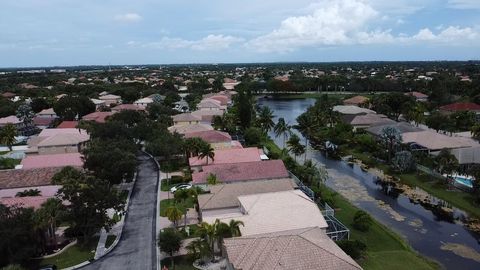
170,183,192,193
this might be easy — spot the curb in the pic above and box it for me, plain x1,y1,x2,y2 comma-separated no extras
142,150,162,270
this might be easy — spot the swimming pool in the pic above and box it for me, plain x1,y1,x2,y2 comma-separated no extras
453,175,474,189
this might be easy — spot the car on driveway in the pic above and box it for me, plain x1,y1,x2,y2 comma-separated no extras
170,183,192,193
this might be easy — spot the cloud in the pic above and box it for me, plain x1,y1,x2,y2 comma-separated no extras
114,13,142,22
246,0,480,52
448,0,480,9
143,35,244,51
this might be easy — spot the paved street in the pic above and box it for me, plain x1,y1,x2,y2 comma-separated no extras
82,154,158,270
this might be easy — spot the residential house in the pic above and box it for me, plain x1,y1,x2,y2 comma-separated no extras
365,122,422,138
99,94,122,106
134,97,154,108
198,179,297,220
26,128,90,155
37,108,58,118
184,130,241,150
0,115,37,136
82,111,114,123
343,95,369,106
439,102,480,121
402,130,477,153
172,113,201,126
344,113,395,130
111,104,145,113
223,227,362,270
333,105,375,115
203,190,328,235
20,152,83,169
192,160,289,187
33,116,55,130
197,98,226,111
90,98,106,110
405,91,428,102
57,121,78,129
189,147,264,171
168,123,214,134
0,167,61,189
191,109,224,124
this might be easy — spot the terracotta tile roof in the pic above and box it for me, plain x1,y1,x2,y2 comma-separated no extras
208,95,229,106
172,113,201,122
189,147,262,167
0,196,50,210
191,110,224,122
184,130,232,143
198,179,297,210
223,227,362,270
0,167,61,189
439,102,480,112
21,153,83,169
405,91,428,99
82,111,114,123
192,160,289,184
33,116,55,126
168,124,214,134
343,95,368,105
111,104,145,112
57,121,78,129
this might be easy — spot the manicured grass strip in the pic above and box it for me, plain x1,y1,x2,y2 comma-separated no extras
35,237,99,269
159,198,194,217
105,235,116,249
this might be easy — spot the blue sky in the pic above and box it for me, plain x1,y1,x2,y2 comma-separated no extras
0,0,479,67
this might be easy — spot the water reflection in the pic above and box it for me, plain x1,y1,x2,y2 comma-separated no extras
258,97,480,270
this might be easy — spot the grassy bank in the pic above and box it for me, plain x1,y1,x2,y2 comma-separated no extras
264,139,439,270
34,237,98,269
348,149,480,218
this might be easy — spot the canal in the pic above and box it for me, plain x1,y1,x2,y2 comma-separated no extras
258,97,480,270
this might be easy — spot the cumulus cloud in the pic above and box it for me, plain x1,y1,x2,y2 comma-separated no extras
246,0,480,52
141,35,244,51
114,13,142,22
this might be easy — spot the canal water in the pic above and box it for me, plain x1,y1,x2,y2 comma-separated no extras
258,97,480,270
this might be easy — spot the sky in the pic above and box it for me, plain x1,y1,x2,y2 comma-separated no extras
0,0,479,67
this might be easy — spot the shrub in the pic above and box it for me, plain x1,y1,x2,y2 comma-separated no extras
337,240,367,259
392,150,416,173
353,210,373,232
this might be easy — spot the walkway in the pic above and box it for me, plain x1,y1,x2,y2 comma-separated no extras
82,154,159,270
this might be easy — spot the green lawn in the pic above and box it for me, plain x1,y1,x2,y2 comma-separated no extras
326,188,440,270
34,237,99,269
159,198,195,217
161,256,195,270
105,235,117,249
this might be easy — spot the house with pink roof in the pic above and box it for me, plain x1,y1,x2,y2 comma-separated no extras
26,128,90,155
189,147,265,170
82,111,115,123
21,152,83,169
192,160,289,187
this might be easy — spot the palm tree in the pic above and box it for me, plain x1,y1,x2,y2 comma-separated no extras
186,239,211,263
214,220,231,252
0,123,17,151
165,205,183,227
174,189,190,229
295,113,317,161
303,160,328,188
228,219,244,237
36,198,64,250
436,148,459,175
199,143,215,165
197,221,217,262
274,118,291,148
287,134,305,162
257,106,275,132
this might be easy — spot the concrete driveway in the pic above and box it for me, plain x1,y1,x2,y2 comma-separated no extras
82,154,159,270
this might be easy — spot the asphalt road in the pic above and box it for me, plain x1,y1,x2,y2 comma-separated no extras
82,154,158,270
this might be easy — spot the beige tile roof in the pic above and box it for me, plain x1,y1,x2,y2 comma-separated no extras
402,130,478,151
204,190,328,236
198,178,297,210
168,123,214,134
224,227,362,270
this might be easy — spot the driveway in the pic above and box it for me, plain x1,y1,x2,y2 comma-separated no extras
82,153,159,270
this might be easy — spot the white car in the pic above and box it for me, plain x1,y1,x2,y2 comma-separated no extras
170,183,192,193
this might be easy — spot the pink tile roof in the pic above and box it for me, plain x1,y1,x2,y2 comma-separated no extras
189,147,262,167
208,95,229,106
39,128,87,137
405,91,428,99
184,130,232,143
57,121,78,129
21,153,83,169
33,116,55,126
0,185,61,198
0,167,61,189
0,196,50,210
82,111,114,123
111,104,145,112
192,160,289,184
0,115,21,125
